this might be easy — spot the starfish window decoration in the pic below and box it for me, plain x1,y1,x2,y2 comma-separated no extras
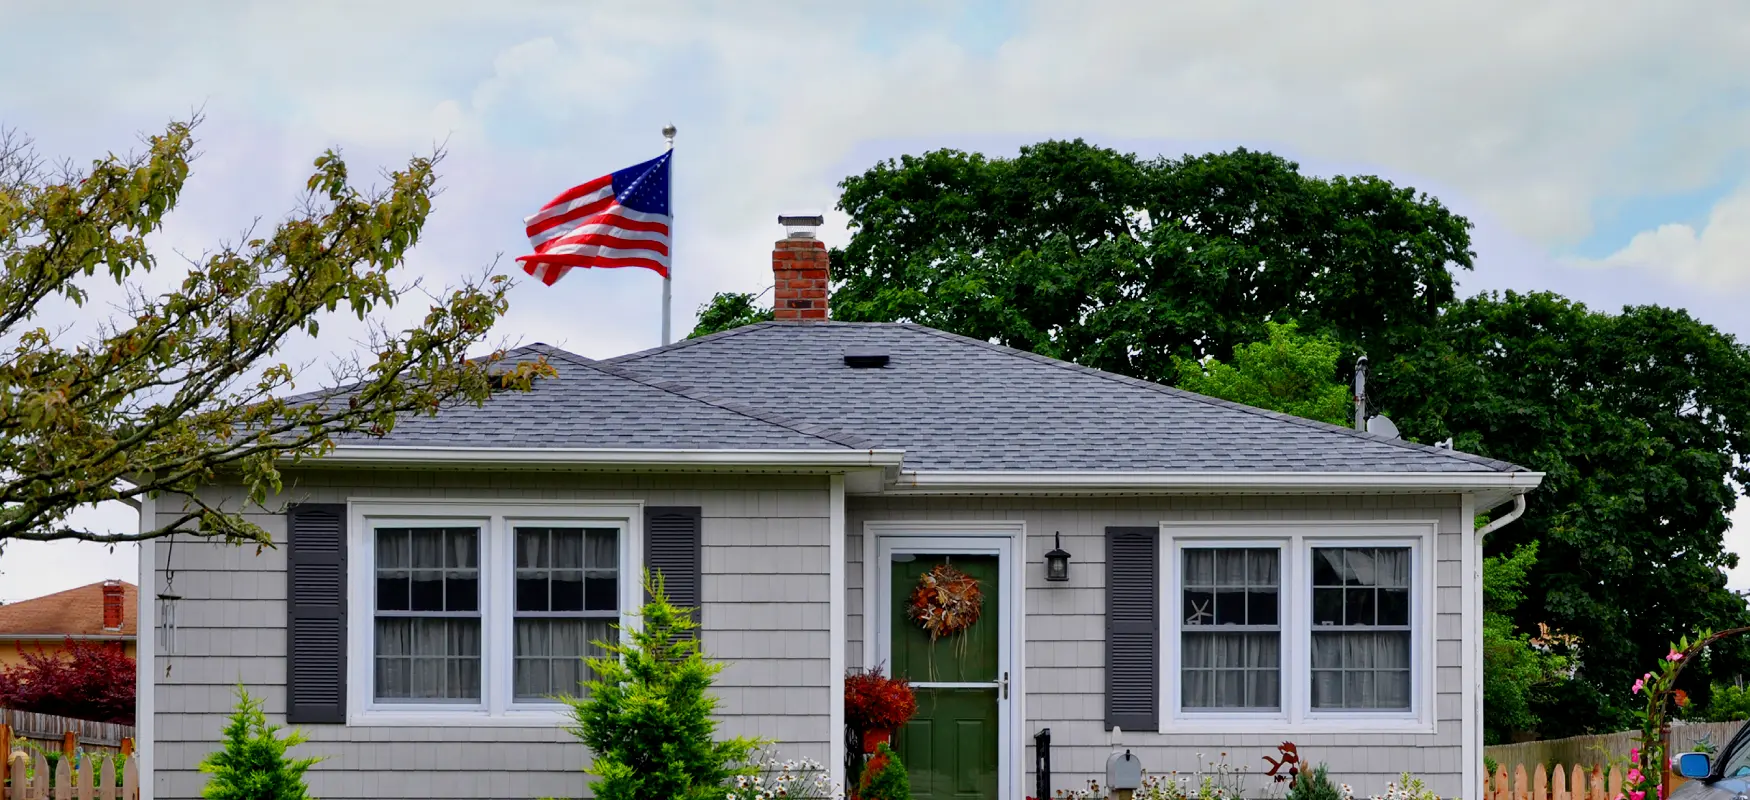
1186,597,1214,625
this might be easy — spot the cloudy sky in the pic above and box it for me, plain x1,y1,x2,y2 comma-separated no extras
2,1,1749,601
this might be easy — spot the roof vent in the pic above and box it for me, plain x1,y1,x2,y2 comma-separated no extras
843,352,889,369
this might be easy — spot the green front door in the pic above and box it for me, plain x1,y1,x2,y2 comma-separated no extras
889,553,1001,800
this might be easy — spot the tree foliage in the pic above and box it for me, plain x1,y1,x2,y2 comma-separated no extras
856,743,912,800
688,290,772,339
1482,541,1581,743
831,140,1473,378
197,685,320,800
1173,321,1351,426
0,637,134,724
1373,291,1750,736
0,122,550,546
826,140,1750,735
564,570,762,800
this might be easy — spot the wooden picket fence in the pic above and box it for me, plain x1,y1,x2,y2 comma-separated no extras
1,723,137,800
1483,763,1681,800
2,750,138,800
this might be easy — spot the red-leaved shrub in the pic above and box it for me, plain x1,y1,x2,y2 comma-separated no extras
845,666,916,731
0,638,135,725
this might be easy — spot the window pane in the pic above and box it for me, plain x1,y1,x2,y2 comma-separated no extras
1215,590,1247,625
1379,670,1411,708
518,528,548,569
1248,550,1279,586
553,570,585,612
411,529,444,569
376,571,410,612
1216,550,1247,586
377,529,409,568
1313,549,1344,586
1183,670,1212,707
1343,548,1377,586
410,571,445,611
447,571,479,612
518,570,550,611
1184,549,1214,585
1311,670,1343,708
586,529,618,569
1377,632,1411,668
1345,587,1376,626
1183,589,1215,625
584,570,617,612
1378,588,1410,626
1377,548,1410,587
1310,631,1411,710
1247,589,1279,626
553,529,584,569
1182,632,1279,710
1312,588,1343,627
445,529,477,569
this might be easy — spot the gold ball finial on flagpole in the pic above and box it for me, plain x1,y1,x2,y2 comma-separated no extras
662,123,676,148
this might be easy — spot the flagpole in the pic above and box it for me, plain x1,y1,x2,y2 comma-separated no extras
661,123,676,346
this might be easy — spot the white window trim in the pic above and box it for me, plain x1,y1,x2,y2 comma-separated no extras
1160,520,1438,735
346,498,643,726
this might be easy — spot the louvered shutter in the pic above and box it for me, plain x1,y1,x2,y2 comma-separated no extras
287,503,347,724
1106,526,1160,731
645,507,703,619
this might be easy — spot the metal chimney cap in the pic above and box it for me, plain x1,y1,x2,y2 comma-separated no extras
778,213,825,226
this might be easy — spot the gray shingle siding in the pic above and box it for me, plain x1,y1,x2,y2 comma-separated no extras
150,471,832,800
846,493,1468,799
610,322,1520,473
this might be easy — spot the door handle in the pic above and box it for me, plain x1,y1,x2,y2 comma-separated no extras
1000,671,1010,700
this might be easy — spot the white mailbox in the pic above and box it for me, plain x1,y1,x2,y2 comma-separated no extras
1106,749,1142,791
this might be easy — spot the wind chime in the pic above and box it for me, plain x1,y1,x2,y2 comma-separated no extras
158,534,182,656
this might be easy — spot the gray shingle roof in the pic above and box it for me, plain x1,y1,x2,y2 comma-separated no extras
333,343,870,451
603,322,1523,473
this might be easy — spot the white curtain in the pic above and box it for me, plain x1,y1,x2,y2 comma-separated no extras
1182,632,1280,709
514,618,614,700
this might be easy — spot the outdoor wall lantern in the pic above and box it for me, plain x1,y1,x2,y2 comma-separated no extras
1044,532,1072,582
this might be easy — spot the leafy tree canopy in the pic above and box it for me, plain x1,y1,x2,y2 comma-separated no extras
0,122,549,547
1374,291,1750,736
687,290,772,339
830,139,1474,379
825,140,1750,735
1174,320,1351,426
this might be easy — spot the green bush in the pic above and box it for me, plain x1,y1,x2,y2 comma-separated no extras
1704,683,1750,722
563,570,762,800
197,685,321,800
857,743,912,800
1285,763,1342,800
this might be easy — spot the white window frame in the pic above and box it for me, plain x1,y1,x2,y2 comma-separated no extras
1161,520,1437,734
346,499,643,726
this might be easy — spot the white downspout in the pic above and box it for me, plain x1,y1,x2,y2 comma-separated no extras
1471,491,1527,800
1478,494,1527,539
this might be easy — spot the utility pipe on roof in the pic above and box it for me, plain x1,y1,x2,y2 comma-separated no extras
1477,493,1527,540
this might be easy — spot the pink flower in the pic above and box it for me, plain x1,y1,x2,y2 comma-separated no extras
1628,769,1644,784
1631,747,1641,762
1667,650,1684,662
1633,678,1646,694
1630,791,1646,800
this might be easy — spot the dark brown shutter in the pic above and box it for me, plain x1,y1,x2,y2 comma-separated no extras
287,503,347,724
645,507,703,613
1106,526,1160,731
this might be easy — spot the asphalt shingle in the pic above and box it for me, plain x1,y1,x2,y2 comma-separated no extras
604,322,1522,473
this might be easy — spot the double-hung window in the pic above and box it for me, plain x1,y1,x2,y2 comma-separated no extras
350,502,638,723
1165,522,1433,731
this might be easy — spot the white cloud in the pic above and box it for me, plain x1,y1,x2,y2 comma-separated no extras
1576,182,1750,287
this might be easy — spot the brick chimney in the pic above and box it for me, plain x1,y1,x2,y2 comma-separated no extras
773,213,828,321
101,580,123,631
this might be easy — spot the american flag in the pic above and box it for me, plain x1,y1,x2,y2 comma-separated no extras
517,151,671,285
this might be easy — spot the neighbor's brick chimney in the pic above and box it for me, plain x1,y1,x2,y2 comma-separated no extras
773,213,828,321
101,580,123,631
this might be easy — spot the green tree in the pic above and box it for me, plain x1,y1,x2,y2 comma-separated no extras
564,570,761,800
1482,541,1580,743
687,290,772,339
198,686,320,800
1373,292,1750,736
1173,321,1352,425
857,743,913,800
0,122,548,546
831,140,1473,377
824,140,1750,736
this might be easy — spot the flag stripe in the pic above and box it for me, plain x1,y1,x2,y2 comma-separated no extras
537,231,671,257
527,208,671,249
518,154,671,284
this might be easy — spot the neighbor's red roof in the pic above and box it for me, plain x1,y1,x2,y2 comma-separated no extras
0,581,137,638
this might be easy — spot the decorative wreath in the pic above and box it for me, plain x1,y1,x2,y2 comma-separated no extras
907,564,984,641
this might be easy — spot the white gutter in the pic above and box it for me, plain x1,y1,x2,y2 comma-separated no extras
1476,493,1528,539
891,469,1545,495
305,446,907,470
